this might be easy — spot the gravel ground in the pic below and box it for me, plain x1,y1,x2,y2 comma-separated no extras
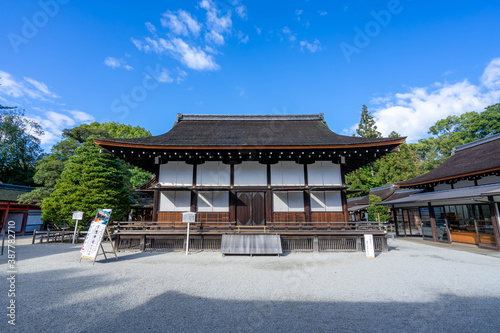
1,236,500,333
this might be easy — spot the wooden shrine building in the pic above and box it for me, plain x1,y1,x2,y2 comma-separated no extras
383,133,500,250
94,114,404,252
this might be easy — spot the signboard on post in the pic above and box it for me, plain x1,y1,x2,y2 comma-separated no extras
182,212,196,255
72,211,84,244
80,209,112,261
364,234,375,258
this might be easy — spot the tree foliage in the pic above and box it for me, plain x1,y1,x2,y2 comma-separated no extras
356,105,382,138
41,139,130,227
413,103,500,171
347,108,422,197
0,106,44,186
367,195,389,222
18,121,152,205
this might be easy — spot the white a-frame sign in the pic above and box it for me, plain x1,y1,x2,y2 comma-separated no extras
80,209,118,264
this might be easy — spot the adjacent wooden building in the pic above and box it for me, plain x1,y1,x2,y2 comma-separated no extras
384,133,500,250
0,183,43,234
94,114,404,252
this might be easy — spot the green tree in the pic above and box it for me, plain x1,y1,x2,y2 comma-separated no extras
0,106,44,186
413,103,500,171
367,195,389,222
19,121,152,204
374,142,422,185
356,105,382,138
42,139,130,227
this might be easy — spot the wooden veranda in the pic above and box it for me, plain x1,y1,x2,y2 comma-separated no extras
112,221,390,253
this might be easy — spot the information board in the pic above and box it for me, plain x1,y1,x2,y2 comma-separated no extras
364,234,375,258
80,209,112,260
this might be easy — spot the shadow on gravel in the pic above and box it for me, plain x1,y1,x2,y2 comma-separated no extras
78,291,500,333
97,251,164,263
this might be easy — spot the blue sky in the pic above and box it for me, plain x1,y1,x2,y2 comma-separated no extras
1,0,500,150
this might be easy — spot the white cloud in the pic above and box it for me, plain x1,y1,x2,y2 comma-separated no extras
237,31,249,44
205,30,225,45
482,58,500,89
28,109,94,145
235,5,247,19
235,86,247,98
0,71,59,101
161,9,201,37
157,68,174,83
295,9,303,20
281,26,296,42
254,25,261,35
200,0,232,33
133,37,219,71
23,77,59,98
145,22,157,36
318,11,328,16
133,1,246,72
299,39,323,53
362,58,500,142
65,109,95,123
104,57,133,70
176,69,188,84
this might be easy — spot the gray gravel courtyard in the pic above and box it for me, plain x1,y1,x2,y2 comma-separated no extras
1,236,500,332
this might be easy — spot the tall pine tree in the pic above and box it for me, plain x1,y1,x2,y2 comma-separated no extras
356,105,382,138
42,139,130,227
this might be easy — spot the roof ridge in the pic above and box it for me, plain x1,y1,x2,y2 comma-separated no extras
452,132,500,155
176,113,324,122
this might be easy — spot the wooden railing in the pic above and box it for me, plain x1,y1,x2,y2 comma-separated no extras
114,221,391,233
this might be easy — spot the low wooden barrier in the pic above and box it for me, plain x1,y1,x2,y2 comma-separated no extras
32,229,88,244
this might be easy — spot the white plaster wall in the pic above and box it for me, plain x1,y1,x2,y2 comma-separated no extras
158,162,193,186
308,162,341,186
196,162,230,186
234,161,267,186
197,191,229,212
160,191,191,211
273,191,304,212
310,191,342,212
271,161,305,186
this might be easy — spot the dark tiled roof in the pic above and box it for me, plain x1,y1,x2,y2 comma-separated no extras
347,184,396,207
96,114,403,148
0,183,35,202
383,183,500,205
348,185,422,211
397,133,500,187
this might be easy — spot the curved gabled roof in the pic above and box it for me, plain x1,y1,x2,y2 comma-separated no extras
94,114,405,149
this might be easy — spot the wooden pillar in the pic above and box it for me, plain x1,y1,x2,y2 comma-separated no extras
304,190,311,223
488,196,500,250
303,164,311,223
1,203,10,256
428,202,438,242
152,189,159,222
266,164,272,223
229,164,235,222
1,203,10,234
340,165,348,223
21,209,29,236
191,164,198,214
392,205,399,236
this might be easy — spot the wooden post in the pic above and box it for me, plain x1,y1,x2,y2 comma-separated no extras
488,197,500,250
1,203,10,255
304,190,312,223
428,202,438,242
152,189,160,222
392,205,399,236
